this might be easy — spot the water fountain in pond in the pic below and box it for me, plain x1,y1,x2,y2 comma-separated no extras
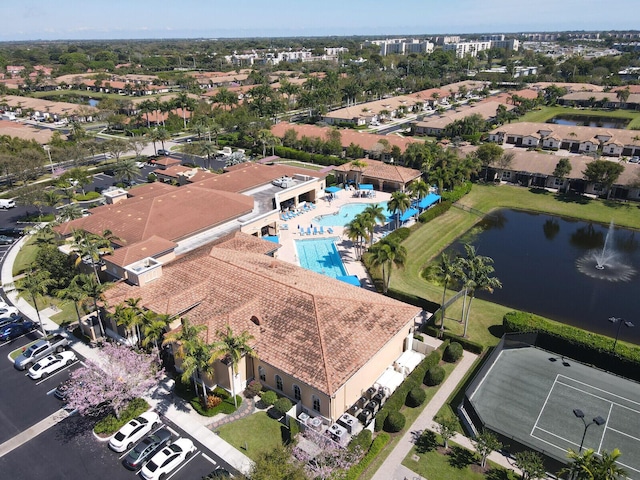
576,220,636,282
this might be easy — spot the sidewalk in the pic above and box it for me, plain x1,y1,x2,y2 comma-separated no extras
0,235,254,476
371,350,523,480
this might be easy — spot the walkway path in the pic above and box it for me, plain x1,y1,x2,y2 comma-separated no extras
371,350,524,480
208,397,256,430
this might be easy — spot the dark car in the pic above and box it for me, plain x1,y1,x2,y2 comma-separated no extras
122,428,172,470
54,379,71,401
0,320,35,341
0,227,24,237
0,314,22,329
204,469,232,478
0,235,15,245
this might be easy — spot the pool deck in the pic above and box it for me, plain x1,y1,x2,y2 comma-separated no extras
275,189,398,291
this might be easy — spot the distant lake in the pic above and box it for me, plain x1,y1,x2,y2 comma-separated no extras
448,210,640,344
547,115,630,129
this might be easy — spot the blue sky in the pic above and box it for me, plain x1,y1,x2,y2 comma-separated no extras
2,0,639,41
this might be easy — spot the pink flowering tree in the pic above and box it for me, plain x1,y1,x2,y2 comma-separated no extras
291,429,362,480
66,342,163,418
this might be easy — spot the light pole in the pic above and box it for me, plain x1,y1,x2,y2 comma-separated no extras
43,144,54,175
573,408,605,452
608,317,634,353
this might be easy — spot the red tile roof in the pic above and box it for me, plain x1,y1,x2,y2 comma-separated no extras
104,233,420,395
104,235,177,267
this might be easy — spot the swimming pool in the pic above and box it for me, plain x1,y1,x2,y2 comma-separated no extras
312,202,391,227
295,237,347,278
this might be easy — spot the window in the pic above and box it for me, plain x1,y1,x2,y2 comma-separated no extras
501,171,511,180
275,375,283,391
312,395,321,412
554,178,563,186
258,366,266,382
293,384,301,401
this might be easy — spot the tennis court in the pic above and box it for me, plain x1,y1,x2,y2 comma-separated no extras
468,346,640,478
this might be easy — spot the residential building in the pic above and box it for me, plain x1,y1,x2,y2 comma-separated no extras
443,41,492,58
412,101,515,137
363,38,434,56
332,158,422,191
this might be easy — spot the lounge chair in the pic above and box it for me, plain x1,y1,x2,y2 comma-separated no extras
299,228,305,236
281,224,289,230
313,227,318,235
307,227,312,235
319,226,325,234
327,227,334,234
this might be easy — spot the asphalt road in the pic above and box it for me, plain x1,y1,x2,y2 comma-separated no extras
0,334,80,444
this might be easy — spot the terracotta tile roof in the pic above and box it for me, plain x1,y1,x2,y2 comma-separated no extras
333,158,421,184
149,156,182,169
193,162,325,194
271,122,418,153
104,235,177,267
491,122,640,146
55,185,254,245
104,234,420,395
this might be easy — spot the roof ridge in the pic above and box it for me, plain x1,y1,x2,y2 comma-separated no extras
311,295,332,394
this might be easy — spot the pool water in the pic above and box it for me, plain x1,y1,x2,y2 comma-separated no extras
312,202,391,227
295,237,347,278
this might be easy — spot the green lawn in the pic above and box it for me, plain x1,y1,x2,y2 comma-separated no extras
517,105,640,129
389,183,640,347
275,160,325,171
216,411,287,462
402,439,518,480
12,234,40,277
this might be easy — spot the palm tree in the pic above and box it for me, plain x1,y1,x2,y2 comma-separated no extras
408,179,429,204
56,275,88,326
437,252,459,335
344,217,368,259
70,273,111,338
458,244,502,337
369,237,407,293
350,159,367,186
199,141,217,169
387,191,411,230
112,302,141,345
210,326,257,408
141,310,172,361
71,229,117,283
57,203,84,222
257,129,275,157
114,159,140,185
174,92,195,129
15,265,55,336
163,318,214,402
361,204,387,245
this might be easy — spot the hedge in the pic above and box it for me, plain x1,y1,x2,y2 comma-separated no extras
503,310,640,381
441,181,473,203
424,365,445,386
423,325,485,354
443,342,464,363
348,429,372,453
375,348,443,431
418,201,451,223
273,146,349,167
383,411,406,432
406,387,426,407
344,432,390,480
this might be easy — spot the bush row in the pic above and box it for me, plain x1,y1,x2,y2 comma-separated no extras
423,325,485,354
375,347,444,431
418,201,451,223
441,181,473,203
94,398,150,435
503,311,640,381
343,432,390,480
273,146,349,167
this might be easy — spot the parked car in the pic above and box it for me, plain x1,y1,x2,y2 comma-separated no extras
204,469,232,478
122,428,172,470
0,306,19,317
0,227,24,237
109,411,161,453
157,149,170,156
14,334,70,370
0,320,36,341
0,199,16,209
27,351,77,380
630,156,640,164
0,235,14,245
54,379,71,401
140,437,196,480
0,314,23,329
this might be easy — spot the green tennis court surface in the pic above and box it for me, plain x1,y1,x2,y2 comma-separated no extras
468,346,640,478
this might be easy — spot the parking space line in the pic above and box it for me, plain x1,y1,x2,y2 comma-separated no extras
118,424,166,459
201,452,217,465
166,426,179,436
166,451,200,480
46,387,57,396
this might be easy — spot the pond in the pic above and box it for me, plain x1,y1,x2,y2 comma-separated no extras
546,115,630,129
448,210,640,344
88,98,99,107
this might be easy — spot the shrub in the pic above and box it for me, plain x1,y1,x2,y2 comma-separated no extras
147,173,157,182
344,432,390,480
423,326,485,354
348,429,372,453
94,398,150,435
383,411,406,432
418,201,451,223
424,365,445,386
441,181,472,203
261,390,277,406
190,393,241,417
406,387,427,407
444,342,464,363
75,191,101,201
245,379,262,398
273,397,293,416
205,395,223,409
289,417,300,440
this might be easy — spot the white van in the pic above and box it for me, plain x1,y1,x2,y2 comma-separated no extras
0,199,16,209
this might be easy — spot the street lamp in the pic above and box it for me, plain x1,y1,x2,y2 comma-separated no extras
573,408,605,452
43,144,54,175
608,317,634,353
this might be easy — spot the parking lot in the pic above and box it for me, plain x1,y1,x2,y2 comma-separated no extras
0,335,231,479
